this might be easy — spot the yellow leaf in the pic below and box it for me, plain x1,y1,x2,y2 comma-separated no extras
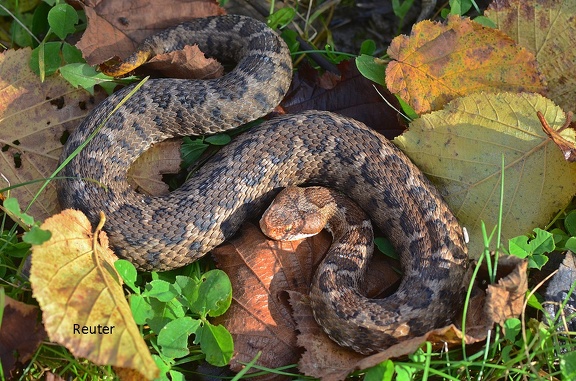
486,0,576,114
386,16,546,114
0,48,105,220
29,210,158,380
394,92,576,257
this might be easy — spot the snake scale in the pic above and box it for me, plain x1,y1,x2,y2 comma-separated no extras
58,14,469,353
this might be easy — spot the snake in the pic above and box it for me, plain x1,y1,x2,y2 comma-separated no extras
57,14,469,353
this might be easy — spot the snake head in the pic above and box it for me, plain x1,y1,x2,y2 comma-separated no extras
259,186,328,241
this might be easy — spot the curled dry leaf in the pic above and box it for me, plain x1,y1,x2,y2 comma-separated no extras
0,296,47,377
29,210,158,380
486,0,576,114
0,48,106,220
538,111,576,162
386,15,546,114
395,92,576,257
77,0,225,65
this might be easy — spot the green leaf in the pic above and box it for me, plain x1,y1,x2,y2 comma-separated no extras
281,29,300,54
374,237,399,260
365,359,395,381
144,279,179,302
509,236,530,258
356,54,385,86
130,294,154,325
473,16,496,28
360,39,376,56
529,228,555,255
147,298,186,333
62,43,84,64
48,3,79,39
195,322,233,366
59,63,118,95
115,259,139,294
564,210,576,236
205,134,231,146
30,42,62,77
157,316,201,358
561,351,576,380
23,226,51,245
181,137,209,168
503,318,521,342
3,197,35,227
188,270,232,317
267,7,296,29
528,254,548,270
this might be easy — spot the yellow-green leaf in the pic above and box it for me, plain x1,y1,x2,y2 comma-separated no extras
29,209,158,380
394,92,576,256
486,0,576,114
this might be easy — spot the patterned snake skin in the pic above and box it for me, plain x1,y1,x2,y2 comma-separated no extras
58,14,469,352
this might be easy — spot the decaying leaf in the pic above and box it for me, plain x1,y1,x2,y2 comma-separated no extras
486,0,576,114
0,48,105,220
0,296,47,377
386,16,546,114
127,139,182,196
395,92,576,257
29,209,158,380
77,0,225,65
282,60,405,139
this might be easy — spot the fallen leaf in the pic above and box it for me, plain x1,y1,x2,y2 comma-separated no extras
395,92,576,257
486,0,576,114
484,256,529,328
211,223,330,374
282,60,405,139
212,223,401,375
386,16,546,114
140,45,224,79
77,0,225,65
0,296,47,377
29,209,158,380
0,48,106,220
127,139,182,196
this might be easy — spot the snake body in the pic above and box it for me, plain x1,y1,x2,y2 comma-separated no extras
58,15,468,352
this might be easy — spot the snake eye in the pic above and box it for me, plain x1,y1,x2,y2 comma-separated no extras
284,225,293,233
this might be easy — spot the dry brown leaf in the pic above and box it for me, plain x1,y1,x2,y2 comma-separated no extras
538,111,576,162
77,0,225,65
0,48,106,220
486,0,576,114
29,209,158,380
143,45,224,79
386,15,546,114
484,256,529,328
0,296,47,377
127,139,182,196
211,223,330,374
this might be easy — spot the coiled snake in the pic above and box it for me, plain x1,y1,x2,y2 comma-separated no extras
58,14,469,353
